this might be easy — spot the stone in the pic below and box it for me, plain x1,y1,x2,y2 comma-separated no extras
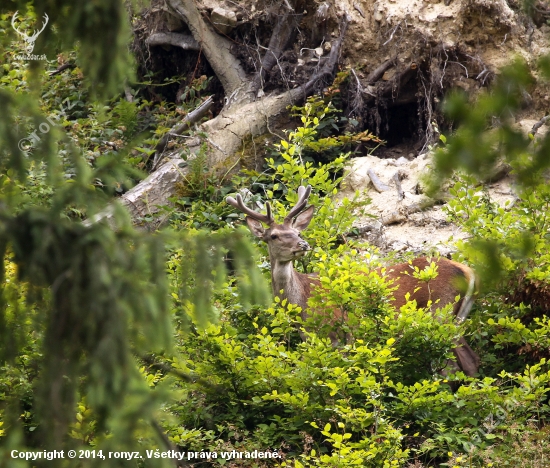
211,7,237,34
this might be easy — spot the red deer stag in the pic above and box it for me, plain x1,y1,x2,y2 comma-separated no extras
226,185,479,376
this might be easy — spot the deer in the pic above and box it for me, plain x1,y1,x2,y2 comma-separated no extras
11,11,49,54
226,185,480,377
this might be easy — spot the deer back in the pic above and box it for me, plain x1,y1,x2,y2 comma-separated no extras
381,257,476,320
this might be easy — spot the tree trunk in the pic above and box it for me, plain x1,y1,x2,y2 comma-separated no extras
114,0,540,223
120,0,349,222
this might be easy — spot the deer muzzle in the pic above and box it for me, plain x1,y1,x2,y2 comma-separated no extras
294,240,310,256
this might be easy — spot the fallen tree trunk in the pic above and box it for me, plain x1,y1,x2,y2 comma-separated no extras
120,2,350,222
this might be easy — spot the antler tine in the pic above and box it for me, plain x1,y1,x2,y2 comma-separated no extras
284,185,312,225
226,193,274,225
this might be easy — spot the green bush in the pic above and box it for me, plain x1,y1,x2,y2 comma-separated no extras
147,99,550,467
156,243,550,466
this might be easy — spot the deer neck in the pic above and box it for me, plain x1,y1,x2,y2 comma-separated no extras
270,256,309,311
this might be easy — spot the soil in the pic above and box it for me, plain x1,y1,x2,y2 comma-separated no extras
337,149,517,256
136,0,550,253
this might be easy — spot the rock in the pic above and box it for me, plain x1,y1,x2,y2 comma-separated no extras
388,156,409,166
337,149,517,255
211,7,237,34
201,0,220,9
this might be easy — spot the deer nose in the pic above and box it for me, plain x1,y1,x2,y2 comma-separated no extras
298,240,310,251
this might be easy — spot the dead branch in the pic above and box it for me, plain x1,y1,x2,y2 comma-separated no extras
117,14,350,224
367,169,390,192
382,211,406,225
251,12,303,95
361,62,417,105
349,68,366,116
365,57,396,83
146,31,200,50
142,355,223,391
381,63,417,95
353,2,366,18
152,96,214,170
383,22,402,46
381,198,437,226
531,114,550,135
49,63,75,76
344,222,382,237
392,171,404,200
296,14,350,97
166,0,248,97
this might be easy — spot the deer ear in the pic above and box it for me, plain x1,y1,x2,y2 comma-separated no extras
292,205,314,231
245,217,265,238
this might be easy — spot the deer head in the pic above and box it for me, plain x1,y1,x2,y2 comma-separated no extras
12,11,49,54
226,186,316,310
227,185,314,260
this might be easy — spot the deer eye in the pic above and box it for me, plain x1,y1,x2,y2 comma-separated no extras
270,234,278,240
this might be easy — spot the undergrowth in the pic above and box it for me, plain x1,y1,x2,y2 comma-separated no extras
152,99,550,467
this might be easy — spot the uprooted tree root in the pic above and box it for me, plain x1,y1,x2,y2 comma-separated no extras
343,43,493,155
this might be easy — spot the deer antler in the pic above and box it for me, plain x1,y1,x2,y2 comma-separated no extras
283,185,312,226
227,185,312,226
226,193,274,225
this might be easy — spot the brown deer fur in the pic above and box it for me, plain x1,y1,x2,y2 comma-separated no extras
227,186,480,377
379,257,480,376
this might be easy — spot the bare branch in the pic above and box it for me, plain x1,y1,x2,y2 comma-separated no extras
118,15,350,223
165,0,248,97
531,114,550,136
152,96,214,170
365,56,396,83
251,12,303,95
49,63,75,77
392,171,404,201
353,3,366,18
292,14,350,98
367,169,390,192
143,355,223,391
146,32,200,50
